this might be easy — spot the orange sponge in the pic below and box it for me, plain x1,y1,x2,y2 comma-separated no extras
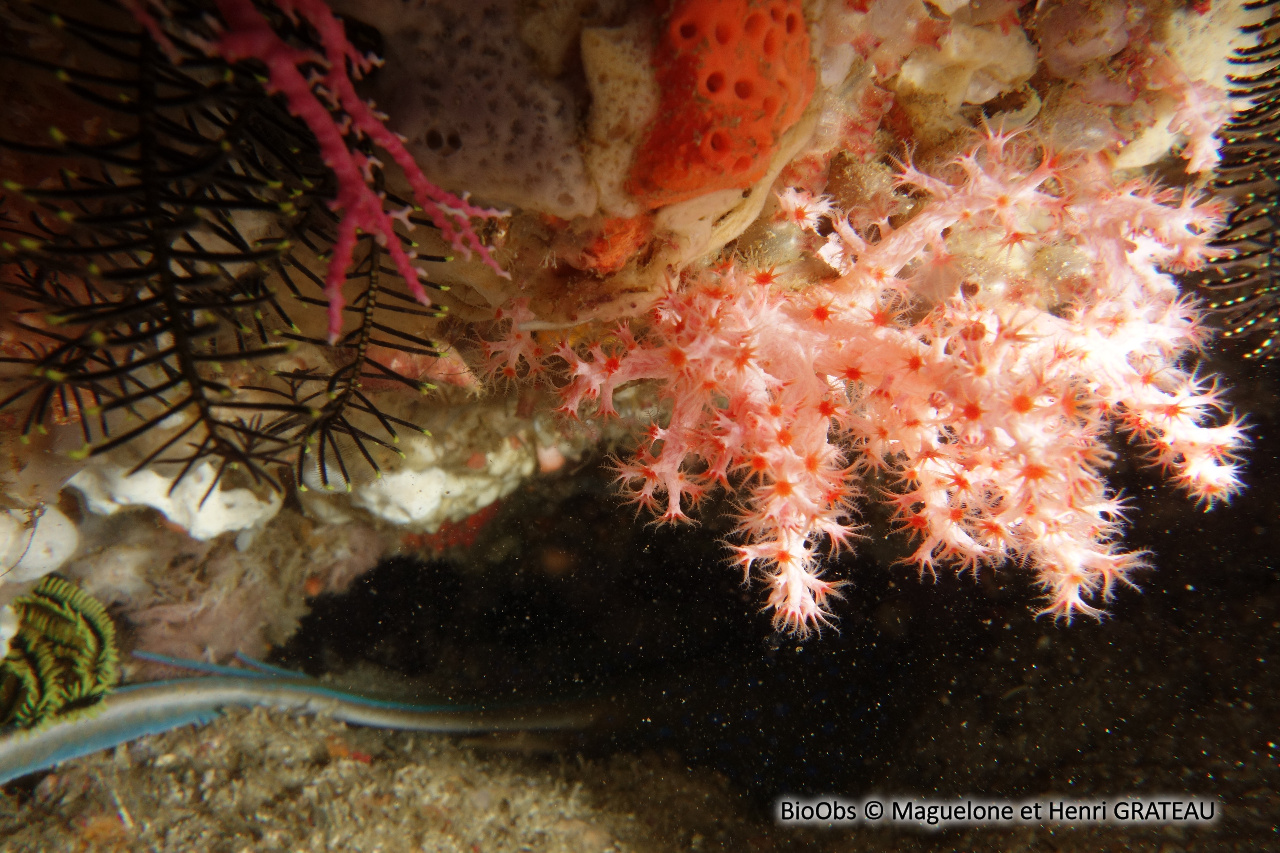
626,0,815,209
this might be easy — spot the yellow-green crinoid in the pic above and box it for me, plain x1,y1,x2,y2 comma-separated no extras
0,576,119,728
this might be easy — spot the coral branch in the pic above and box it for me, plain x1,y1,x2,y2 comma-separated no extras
212,0,507,341
133,0,509,343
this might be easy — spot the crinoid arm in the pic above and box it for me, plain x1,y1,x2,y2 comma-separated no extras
1196,0,1280,360
0,0,464,495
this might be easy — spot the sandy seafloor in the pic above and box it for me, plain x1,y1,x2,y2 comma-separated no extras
1,365,1277,852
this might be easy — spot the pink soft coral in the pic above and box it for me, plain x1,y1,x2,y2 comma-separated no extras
490,130,1245,634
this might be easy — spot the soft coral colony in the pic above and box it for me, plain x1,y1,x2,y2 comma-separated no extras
487,0,1254,633
0,0,1264,650
493,134,1246,633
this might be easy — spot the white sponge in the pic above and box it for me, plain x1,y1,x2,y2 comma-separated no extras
68,460,282,541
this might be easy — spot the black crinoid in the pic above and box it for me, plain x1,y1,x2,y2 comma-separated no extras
1197,0,1279,360
0,0,461,499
